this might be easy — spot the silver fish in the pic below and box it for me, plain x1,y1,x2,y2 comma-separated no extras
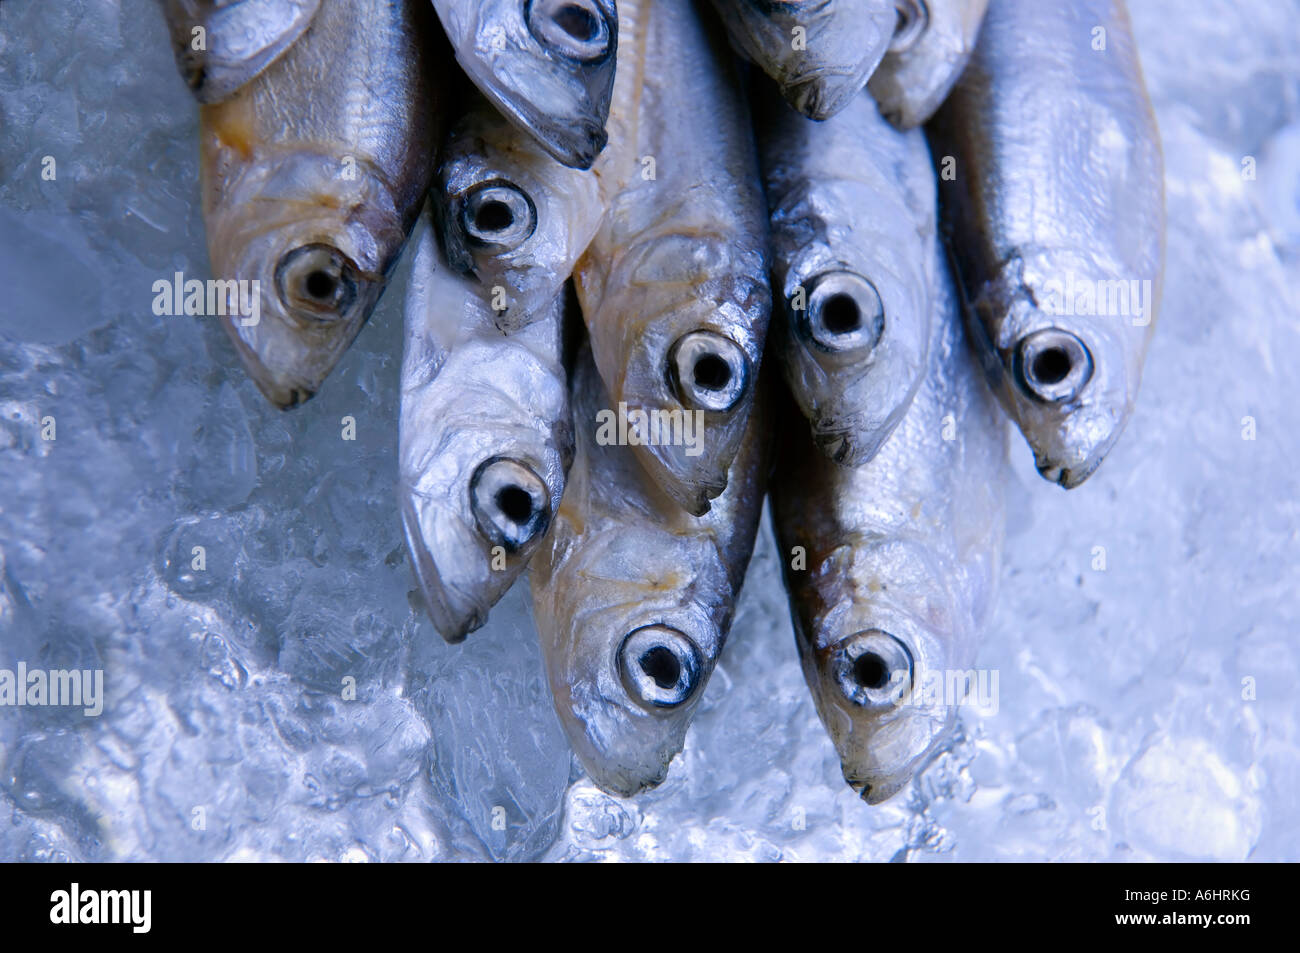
436,90,606,332
400,223,573,643
707,0,896,120
769,251,1007,804
575,0,770,516
158,0,322,104
530,346,767,796
430,0,617,170
757,84,935,465
867,0,990,129
200,0,440,409
926,0,1165,487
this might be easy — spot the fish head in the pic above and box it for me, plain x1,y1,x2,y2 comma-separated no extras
399,295,571,642
535,528,723,796
989,289,1146,489
437,116,599,329
722,0,895,120
441,0,617,169
205,149,407,409
591,229,769,515
161,0,322,104
867,0,991,128
799,541,965,804
401,446,559,642
780,259,928,465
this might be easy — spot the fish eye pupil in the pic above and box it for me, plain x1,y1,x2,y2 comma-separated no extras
495,485,534,524
475,200,514,233
693,354,731,391
304,269,337,300
1031,346,1072,385
640,646,681,690
553,3,598,42
853,652,889,690
822,293,861,334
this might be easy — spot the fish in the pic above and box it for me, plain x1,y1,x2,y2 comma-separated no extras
430,0,617,170
199,0,441,409
867,0,990,129
756,83,935,465
435,89,606,332
574,0,771,516
769,249,1007,804
158,0,322,104
399,223,574,643
530,344,768,796
926,0,1165,488
706,0,896,120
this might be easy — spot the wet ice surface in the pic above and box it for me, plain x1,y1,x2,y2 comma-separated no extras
0,0,1297,862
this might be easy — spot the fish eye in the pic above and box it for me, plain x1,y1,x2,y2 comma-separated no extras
526,0,613,63
617,625,703,710
469,456,550,552
274,243,359,323
889,0,930,54
459,180,537,252
800,271,885,353
832,630,914,711
667,330,750,413
1014,328,1094,403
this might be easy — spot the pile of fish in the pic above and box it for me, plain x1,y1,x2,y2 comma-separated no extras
160,0,1164,803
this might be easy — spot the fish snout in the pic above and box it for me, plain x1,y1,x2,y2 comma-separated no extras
798,270,886,355
1013,327,1094,404
526,0,615,64
469,456,552,553
830,629,914,711
617,625,703,711
667,330,750,414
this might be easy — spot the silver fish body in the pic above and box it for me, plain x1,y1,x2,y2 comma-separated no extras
868,0,990,129
926,0,1165,487
530,346,768,796
770,251,1007,804
707,0,896,119
431,0,617,170
757,86,935,465
200,0,440,409
436,92,606,332
576,0,771,516
159,0,322,104
400,224,573,643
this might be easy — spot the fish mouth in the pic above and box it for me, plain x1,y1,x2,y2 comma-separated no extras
1037,450,1108,490
848,772,911,806
782,69,870,121
399,493,488,643
218,317,318,410
795,271,885,355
